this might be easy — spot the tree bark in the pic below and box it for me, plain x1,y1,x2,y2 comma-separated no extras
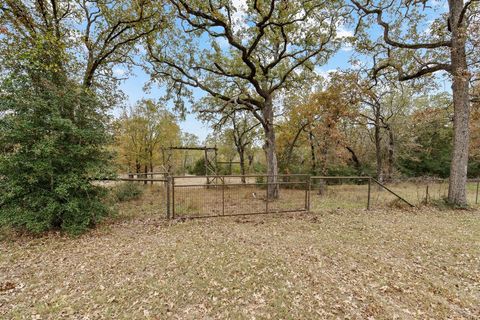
144,164,148,185
374,114,383,183
150,158,154,185
386,125,395,182
263,97,279,199
319,126,331,176
136,160,141,183
345,146,361,171
239,148,246,183
308,130,317,175
447,0,471,206
283,122,309,173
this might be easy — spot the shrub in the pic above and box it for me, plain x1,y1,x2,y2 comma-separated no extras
190,157,206,175
0,36,112,235
114,182,143,202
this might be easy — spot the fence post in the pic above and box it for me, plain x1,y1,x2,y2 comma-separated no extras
166,176,171,219
171,177,175,219
367,177,371,210
476,181,479,205
305,176,311,211
222,177,225,216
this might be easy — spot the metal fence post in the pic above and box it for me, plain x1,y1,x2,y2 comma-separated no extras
367,177,371,210
305,176,311,211
166,176,171,219
222,177,225,215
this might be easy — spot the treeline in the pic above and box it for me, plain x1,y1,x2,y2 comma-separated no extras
275,74,480,181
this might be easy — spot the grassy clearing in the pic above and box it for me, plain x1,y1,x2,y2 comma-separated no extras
1,206,479,319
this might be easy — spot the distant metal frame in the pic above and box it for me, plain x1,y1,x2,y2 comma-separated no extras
162,145,218,184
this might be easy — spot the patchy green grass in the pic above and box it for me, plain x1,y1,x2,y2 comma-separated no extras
1,207,479,319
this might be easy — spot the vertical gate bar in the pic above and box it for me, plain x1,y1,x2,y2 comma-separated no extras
172,177,175,219
166,176,171,219
476,181,479,204
367,177,371,210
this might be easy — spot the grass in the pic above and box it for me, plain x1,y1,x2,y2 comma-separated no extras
1,204,479,319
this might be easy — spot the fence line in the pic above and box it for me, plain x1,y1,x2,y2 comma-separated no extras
100,174,480,219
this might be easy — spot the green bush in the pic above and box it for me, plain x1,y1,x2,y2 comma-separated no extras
0,36,112,235
190,157,206,175
114,182,144,202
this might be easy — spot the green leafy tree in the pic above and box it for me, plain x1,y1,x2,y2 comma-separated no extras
399,99,453,178
0,36,111,234
115,99,181,176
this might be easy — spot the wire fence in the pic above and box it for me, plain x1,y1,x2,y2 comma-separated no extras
97,174,480,219
170,174,310,219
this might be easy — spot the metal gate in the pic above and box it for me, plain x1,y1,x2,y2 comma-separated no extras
168,174,310,219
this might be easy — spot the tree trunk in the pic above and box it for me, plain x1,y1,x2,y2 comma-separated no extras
136,160,141,183
447,0,470,206
320,129,330,176
128,160,134,179
183,151,188,176
149,150,154,185
374,116,383,183
345,146,361,171
283,122,308,173
308,130,317,175
144,164,148,185
239,148,246,183
386,125,395,182
263,98,279,199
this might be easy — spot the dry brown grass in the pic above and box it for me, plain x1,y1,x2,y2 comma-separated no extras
1,206,479,319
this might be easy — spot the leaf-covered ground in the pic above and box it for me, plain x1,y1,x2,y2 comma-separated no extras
1,209,479,319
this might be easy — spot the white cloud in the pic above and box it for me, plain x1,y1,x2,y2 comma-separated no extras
231,0,248,32
113,68,126,76
336,25,354,52
336,25,354,38
315,68,337,81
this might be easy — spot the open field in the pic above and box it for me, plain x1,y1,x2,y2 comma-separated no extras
1,204,479,319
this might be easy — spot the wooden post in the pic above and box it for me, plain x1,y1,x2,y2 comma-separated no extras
367,178,371,210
